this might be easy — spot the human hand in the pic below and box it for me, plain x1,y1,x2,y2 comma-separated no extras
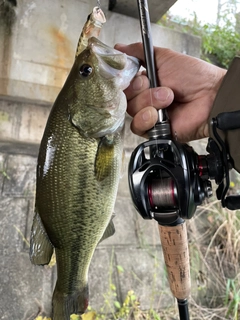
115,43,226,143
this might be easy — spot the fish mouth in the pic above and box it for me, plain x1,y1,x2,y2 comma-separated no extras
89,37,140,89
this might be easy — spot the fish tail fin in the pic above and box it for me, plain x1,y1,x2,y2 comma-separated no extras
52,285,89,320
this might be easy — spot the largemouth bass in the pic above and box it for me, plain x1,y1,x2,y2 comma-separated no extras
29,12,139,320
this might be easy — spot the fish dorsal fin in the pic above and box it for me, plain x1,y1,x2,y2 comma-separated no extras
30,210,54,265
99,217,115,243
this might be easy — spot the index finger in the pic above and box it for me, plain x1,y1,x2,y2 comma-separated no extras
124,74,150,101
115,43,146,64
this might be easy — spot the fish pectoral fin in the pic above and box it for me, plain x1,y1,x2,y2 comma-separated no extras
95,135,115,181
99,218,115,243
30,210,54,265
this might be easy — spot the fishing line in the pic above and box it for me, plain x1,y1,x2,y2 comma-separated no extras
137,0,164,193
137,0,170,157
137,0,157,88
137,0,157,119
137,0,158,160
96,0,101,10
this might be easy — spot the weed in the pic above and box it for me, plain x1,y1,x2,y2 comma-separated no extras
0,159,10,180
13,224,30,247
1,169,10,180
225,278,240,319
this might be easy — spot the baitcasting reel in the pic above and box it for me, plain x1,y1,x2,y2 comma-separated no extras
128,110,240,227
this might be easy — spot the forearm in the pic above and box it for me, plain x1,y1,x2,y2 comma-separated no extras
208,57,240,172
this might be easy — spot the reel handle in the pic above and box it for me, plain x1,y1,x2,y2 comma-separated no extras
216,110,240,131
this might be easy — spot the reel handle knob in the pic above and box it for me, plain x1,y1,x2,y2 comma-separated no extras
216,110,240,131
225,195,240,210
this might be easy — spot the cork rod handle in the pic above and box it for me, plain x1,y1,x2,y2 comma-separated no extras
158,221,191,300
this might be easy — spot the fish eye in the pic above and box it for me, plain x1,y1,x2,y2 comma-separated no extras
79,64,93,77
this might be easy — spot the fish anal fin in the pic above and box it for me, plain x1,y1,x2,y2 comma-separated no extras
30,210,54,265
99,218,115,243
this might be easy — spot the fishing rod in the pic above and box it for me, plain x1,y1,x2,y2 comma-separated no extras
129,0,240,319
133,2,191,318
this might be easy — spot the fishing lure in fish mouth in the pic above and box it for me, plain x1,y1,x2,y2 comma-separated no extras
29,6,139,320
76,6,106,57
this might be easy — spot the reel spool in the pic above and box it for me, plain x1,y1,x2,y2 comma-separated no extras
148,177,178,209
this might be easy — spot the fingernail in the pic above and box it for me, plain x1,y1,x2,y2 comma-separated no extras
115,43,126,49
132,76,143,91
142,109,151,122
153,88,169,101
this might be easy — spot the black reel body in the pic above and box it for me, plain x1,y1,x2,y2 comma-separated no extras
129,138,212,225
129,111,240,226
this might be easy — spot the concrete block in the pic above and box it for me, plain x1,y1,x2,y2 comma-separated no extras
117,167,131,199
0,252,54,319
104,11,201,57
153,26,201,57
115,248,174,310
99,197,139,247
3,154,36,197
88,248,118,312
0,99,50,145
135,214,161,248
0,141,40,157
0,197,29,255
109,0,177,23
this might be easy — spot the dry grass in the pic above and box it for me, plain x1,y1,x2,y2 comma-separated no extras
187,191,240,320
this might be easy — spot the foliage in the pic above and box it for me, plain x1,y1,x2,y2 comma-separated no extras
159,6,240,68
199,21,240,68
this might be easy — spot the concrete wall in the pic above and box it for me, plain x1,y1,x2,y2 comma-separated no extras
0,0,200,108
0,0,202,318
